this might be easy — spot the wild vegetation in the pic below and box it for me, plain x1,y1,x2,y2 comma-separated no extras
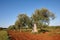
0,8,60,40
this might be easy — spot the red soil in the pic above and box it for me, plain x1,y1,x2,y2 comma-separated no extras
7,30,60,40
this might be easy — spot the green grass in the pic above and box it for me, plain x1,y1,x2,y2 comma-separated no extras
0,30,9,40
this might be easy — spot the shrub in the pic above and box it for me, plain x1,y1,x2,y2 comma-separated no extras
0,30,9,40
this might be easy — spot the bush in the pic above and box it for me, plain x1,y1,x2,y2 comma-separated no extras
38,29,49,33
0,30,9,40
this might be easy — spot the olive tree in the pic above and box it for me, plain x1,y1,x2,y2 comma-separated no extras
31,8,55,33
15,14,31,31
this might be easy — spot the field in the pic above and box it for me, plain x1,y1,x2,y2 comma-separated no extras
7,28,60,40
0,27,60,40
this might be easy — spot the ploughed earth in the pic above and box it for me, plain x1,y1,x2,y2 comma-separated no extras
7,30,60,40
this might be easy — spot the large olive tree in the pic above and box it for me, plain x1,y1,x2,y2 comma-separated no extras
31,8,55,32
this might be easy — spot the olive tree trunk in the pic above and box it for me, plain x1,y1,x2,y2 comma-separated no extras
32,23,38,33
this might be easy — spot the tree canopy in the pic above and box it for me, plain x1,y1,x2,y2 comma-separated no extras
8,8,55,32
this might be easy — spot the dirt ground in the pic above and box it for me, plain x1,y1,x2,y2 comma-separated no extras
7,30,60,40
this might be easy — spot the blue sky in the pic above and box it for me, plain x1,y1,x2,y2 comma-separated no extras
0,0,60,28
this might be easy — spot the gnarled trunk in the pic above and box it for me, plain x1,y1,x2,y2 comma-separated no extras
32,23,38,33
